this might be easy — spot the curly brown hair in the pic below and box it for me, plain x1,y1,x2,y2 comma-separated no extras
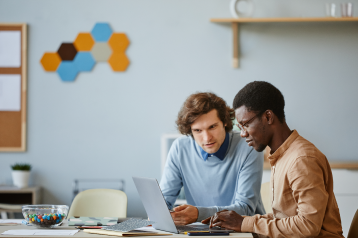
176,92,235,136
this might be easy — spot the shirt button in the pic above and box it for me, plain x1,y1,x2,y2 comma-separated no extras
272,188,274,191
272,166,275,169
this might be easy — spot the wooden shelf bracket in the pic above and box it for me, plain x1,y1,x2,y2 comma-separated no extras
232,22,239,68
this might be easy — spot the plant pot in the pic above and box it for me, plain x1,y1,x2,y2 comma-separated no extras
11,171,30,188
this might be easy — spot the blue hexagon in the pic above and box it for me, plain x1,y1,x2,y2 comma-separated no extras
56,61,79,82
73,52,96,72
91,23,113,42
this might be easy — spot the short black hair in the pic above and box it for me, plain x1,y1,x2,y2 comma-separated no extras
233,81,285,123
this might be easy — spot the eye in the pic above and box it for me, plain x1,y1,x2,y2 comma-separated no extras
192,129,201,133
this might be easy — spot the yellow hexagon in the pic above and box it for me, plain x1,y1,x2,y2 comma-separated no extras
108,33,130,53
74,33,95,51
108,52,129,72
40,52,61,71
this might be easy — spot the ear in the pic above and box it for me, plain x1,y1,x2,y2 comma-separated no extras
264,110,274,125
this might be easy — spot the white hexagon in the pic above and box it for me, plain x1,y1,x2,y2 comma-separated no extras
91,42,112,62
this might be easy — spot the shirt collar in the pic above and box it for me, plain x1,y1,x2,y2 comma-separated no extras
200,132,229,161
268,130,299,166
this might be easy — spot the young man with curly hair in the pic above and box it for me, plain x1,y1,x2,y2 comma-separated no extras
160,92,265,226
203,82,344,238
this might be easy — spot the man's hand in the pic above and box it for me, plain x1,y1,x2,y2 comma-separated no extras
201,210,243,232
170,204,198,225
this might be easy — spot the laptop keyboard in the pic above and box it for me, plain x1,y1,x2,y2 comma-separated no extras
175,225,209,232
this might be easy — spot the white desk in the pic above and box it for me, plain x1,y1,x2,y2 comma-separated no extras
0,224,253,238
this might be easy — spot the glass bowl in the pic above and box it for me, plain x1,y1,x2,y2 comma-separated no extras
22,205,69,228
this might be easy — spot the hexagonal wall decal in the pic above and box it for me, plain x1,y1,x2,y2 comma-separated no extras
74,33,95,51
108,52,129,72
91,42,112,62
41,23,130,82
74,52,96,72
40,52,61,71
91,23,113,42
57,43,78,61
108,33,130,53
57,61,79,82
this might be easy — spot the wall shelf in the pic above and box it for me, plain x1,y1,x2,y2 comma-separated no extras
210,17,358,68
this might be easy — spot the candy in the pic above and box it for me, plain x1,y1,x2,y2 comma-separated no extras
26,212,66,227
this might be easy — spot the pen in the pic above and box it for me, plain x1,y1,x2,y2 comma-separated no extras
187,232,229,236
184,231,210,234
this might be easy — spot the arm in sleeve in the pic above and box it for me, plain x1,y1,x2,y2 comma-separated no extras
197,149,264,220
159,139,184,210
241,156,329,238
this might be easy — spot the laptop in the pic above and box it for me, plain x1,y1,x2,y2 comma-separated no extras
132,176,231,234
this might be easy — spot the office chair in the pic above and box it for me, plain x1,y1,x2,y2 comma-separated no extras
260,182,272,214
347,209,358,238
68,189,127,218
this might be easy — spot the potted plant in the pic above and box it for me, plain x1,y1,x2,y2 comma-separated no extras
11,163,31,188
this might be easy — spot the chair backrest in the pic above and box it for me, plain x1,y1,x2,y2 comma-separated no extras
261,182,272,214
348,209,358,238
68,189,127,218
72,179,125,201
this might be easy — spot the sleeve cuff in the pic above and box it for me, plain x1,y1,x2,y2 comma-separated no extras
196,206,218,221
241,216,255,233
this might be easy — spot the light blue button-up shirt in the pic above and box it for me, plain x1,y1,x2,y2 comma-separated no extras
160,131,265,221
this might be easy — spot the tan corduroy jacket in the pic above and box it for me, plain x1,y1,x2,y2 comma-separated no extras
241,130,344,238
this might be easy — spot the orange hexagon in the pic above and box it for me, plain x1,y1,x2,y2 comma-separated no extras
74,33,95,51
40,52,61,71
108,52,129,72
108,33,130,53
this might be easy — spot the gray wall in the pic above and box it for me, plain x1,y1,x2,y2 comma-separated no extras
1,0,358,218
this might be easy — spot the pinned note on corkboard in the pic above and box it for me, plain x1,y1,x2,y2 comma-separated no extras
0,23,27,152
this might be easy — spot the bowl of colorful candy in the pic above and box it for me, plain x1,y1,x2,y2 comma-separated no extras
22,205,69,228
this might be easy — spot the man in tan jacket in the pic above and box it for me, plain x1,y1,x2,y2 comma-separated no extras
202,81,344,238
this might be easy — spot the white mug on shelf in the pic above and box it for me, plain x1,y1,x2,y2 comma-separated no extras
230,0,254,18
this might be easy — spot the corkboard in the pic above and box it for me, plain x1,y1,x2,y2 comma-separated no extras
0,23,27,152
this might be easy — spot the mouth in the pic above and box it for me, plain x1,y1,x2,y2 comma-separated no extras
204,142,216,148
246,140,253,147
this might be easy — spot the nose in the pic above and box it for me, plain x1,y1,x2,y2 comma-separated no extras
203,130,213,142
240,129,248,138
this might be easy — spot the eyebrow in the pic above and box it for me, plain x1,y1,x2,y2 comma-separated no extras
191,122,219,131
239,118,250,125
238,119,246,125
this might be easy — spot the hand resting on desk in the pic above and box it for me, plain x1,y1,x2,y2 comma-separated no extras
201,210,243,232
170,204,198,225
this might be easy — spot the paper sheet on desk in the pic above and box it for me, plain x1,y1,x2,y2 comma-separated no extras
1,229,79,236
135,227,158,232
